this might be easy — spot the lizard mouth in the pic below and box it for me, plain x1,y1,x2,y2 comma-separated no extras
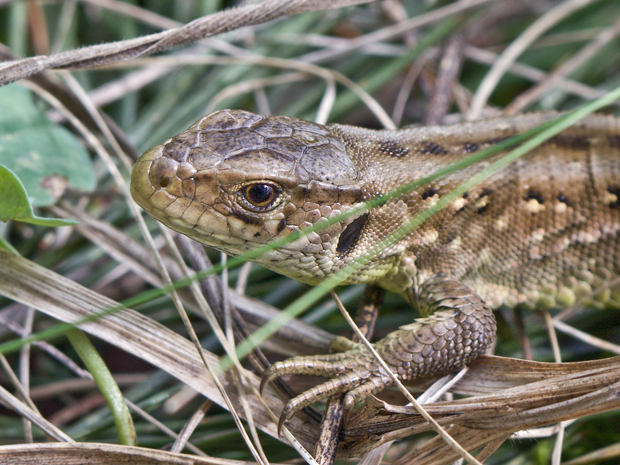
130,146,162,214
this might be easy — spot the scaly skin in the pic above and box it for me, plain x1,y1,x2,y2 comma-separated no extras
130,109,620,425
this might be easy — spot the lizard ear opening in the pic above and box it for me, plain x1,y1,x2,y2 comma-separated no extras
336,214,367,254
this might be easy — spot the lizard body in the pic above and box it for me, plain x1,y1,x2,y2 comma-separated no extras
130,109,620,421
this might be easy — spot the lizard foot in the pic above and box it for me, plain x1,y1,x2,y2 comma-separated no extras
263,313,495,431
261,338,396,432
262,276,496,432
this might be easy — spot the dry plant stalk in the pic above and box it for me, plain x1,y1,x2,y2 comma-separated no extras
0,0,375,86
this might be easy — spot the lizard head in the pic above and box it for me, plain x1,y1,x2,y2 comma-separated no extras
130,109,365,283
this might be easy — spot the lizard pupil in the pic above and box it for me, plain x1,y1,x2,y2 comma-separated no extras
246,183,274,206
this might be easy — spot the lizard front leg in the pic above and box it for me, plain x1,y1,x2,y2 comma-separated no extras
261,275,497,426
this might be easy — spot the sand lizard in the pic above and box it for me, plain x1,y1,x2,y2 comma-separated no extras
130,109,620,425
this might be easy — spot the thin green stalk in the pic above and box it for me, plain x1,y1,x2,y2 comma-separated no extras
0,234,19,254
66,328,136,446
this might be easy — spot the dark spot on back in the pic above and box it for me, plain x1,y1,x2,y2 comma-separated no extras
336,214,367,255
420,141,448,155
277,218,286,233
549,135,591,150
232,211,261,226
463,142,479,153
609,135,620,149
558,194,570,205
422,187,436,200
476,189,491,214
526,190,544,204
608,185,620,209
462,192,469,199
378,140,409,157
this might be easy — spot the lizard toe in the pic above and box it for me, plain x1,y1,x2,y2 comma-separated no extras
261,354,351,395
277,368,372,431
343,375,394,408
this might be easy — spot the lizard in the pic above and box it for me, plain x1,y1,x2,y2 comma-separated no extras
130,108,620,427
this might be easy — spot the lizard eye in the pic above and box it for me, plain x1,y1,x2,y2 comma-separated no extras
238,182,283,212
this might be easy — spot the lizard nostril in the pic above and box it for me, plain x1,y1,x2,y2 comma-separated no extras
159,176,171,188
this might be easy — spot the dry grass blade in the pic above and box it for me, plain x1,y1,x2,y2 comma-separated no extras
0,0,375,86
336,356,620,457
553,320,620,355
81,0,181,30
393,426,511,465
0,442,289,465
468,0,601,119
0,249,318,450
463,45,611,103
0,384,73,443
505,16,620,114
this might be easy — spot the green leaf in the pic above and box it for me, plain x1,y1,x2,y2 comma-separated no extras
0,83,96,207
0,164,77,226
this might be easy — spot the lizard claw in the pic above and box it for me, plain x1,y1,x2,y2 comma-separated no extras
262,345,397,432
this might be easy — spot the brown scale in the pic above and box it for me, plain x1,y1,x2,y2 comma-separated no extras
130,109,620,428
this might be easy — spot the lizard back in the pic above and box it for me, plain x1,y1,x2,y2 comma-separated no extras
328,113,620,309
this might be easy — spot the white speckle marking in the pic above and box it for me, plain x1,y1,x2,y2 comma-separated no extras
525,198,545,213
451,197,467,211
604,190,618,204
448,236,462,250
532,228,545,242
474,197,488,210
571,229,601,244
419,230,439,245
